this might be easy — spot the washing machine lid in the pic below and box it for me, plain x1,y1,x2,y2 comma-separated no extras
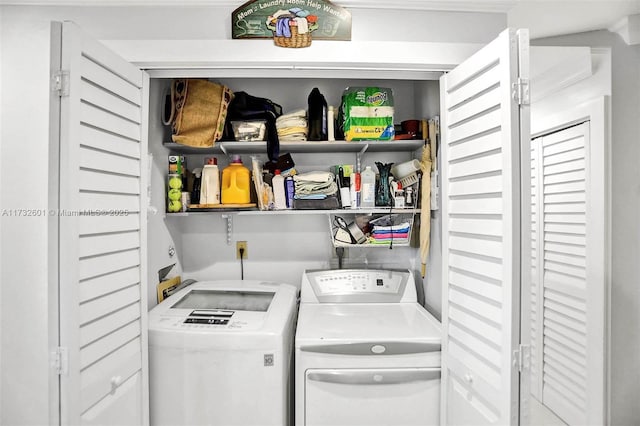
149,280,297,333
295,302,441,349
171,288,274,312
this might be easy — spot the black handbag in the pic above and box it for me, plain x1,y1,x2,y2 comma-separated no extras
224,92,283,170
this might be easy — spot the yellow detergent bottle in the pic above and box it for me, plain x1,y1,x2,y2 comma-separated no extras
221,155,251,204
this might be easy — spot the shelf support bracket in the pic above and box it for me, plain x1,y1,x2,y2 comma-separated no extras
221,214,233,245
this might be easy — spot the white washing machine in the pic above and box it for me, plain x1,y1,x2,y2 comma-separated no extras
295,269,442,426
149,280,298,426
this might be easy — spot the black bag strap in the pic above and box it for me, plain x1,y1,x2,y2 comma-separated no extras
226,92,282,168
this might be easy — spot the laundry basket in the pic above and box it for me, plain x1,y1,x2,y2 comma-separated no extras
267,10,318,49
273,24,312,48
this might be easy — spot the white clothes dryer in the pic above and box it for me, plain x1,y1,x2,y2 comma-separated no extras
149,280,298,426
295,269,442,426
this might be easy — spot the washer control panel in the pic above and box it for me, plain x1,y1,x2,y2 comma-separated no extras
315,271,401,295
302,269,414,303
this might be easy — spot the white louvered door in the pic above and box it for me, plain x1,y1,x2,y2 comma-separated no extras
530,122,605,425
56,21,149,425
440,28,529,425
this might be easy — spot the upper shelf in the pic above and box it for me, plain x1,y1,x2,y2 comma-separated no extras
163,139,424,155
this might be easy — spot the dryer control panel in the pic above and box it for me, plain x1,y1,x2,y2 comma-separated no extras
301,269,416,303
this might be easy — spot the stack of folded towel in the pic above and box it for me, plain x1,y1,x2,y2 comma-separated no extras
293,171,338,199
369,221,411,244
276,109,308,141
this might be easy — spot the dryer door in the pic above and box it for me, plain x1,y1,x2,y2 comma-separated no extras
304,368,440,426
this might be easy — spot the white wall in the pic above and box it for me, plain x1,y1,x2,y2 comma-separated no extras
0,8,56,425
531,30,640,426
0,5,3,421
0,5,506,424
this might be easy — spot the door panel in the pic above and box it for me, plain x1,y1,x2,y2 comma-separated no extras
530,122,605,425
440,28,529,425
304,368,440,426
56,21,149,425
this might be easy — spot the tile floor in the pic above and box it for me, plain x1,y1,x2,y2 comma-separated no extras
528,396,567,426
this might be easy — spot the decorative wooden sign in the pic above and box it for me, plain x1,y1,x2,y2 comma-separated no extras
232,0,351,41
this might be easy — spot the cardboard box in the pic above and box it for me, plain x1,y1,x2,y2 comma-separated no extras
168,155,186,173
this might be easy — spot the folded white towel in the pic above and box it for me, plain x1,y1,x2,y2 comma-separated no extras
277,109,306,122
280,134,307,141
276,117,307,129
294,171,334,183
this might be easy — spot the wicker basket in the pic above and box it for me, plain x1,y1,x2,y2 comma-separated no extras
273,26,312,48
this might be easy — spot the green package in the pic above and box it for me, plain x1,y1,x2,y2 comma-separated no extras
341,87,395,141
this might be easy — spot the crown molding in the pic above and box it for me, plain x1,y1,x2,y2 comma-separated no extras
0,0,516,13
609,13,640,45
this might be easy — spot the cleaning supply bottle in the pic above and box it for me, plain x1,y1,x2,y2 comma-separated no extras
360,166,376,208
221,155,251,204
308,87,328,141
272,169,287,210
327,105,335,141
285,176,295,209
200,157,220,205
191,167,202,205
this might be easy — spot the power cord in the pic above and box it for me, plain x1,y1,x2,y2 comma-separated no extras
336,247,345,269
239,247,245,280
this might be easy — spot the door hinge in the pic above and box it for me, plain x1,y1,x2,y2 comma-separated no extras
52,347,69,376
51,70,69,97
513,344,531,372
512,77,530,105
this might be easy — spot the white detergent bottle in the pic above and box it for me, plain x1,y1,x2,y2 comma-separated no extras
200,157,220,205
272,169,287,210
360,166,376,208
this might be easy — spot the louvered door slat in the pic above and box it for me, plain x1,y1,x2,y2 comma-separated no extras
78,214,140,235
448,174,503,197
544,169,585,185
80,79,141,124
79,267,141,303
58,21,148,425
447,86,501,126
78,192,140,212
81,102,141,141
449,252,503,281
79,249,141,280
448,152,502,178
447,63,501,108
80,125,140,158
78,169,140,194
449,217,503,237
449,269,502,303
80,321,141,369
449,305,502,345
449,132,502,161
441,28,527,425
79,146,141,177
80,55,141,106
79,232,141,258
79,285,140,325
80,303,142,347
